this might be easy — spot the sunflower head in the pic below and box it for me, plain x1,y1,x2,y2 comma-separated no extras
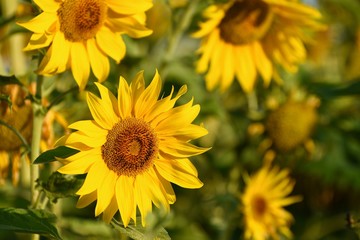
18,0,153,89
58,70,209,227
266,100,318,152
241,164,302,240
193,0,325,92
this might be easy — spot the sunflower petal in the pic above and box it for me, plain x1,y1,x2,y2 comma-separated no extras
118,77,132,119
155,159,203,189
77,160,108,195
87,39,110,82
76,191,97,208
116,175,135,227
95,170,117,216
134,176,152,226
70,42,90,90
103,196,119,223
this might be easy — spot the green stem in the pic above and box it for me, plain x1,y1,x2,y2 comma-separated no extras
30,76,45,240
160,0,200,78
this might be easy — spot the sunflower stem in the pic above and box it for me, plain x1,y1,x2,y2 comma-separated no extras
30,75,45,240
160,0,200,79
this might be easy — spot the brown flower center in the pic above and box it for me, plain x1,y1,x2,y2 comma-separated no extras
219,0,274,45
57,0,107,42
101,117,158,177
251,195,267,219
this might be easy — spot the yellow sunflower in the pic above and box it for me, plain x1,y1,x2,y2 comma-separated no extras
241,164,301,240
57,70,209,226
17,0,153,89
193,0,324,92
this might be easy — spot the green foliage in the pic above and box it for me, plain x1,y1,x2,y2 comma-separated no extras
0,208,62,239
34,146,79,164
37,172,84,203
0,75,24,87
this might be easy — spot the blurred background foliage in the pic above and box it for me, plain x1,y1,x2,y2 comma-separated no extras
1,0,360,239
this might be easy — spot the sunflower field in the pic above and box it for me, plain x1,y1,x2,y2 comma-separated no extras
1,0,360,239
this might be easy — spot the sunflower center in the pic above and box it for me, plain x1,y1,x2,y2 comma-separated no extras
101,117,159,177
57,0,107,42
219,0,274,45
251,195,267,219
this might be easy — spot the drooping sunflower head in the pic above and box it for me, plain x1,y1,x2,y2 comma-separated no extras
241,164,302,240
18,0,153,89
58,70,209,227
266,99,318,152
193,0,325,92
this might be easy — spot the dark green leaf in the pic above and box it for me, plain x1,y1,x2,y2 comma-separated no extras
112,217,171,240
37,172,84,203
0,208,62,239
308,80,360,99
34,146,79,164
0,75,24,86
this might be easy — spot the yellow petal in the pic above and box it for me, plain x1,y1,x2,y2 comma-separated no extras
38,32,70,75
235,45,257,93
34,0,60,12
134,176,152,226
196,29,220,73
116,175,135,227
76,191,97,208
155,103,200,133
103,196,118,223
107,16,152,38
17,12,57,33
252,41,272,86
87,39,110,82
94,82,120,120
135,70,161,118
65,131,106,148
68,120,108,137
23,33,53,51
87,92,116,130
117,77,132,119
95,170,117,216
155,159,203,189
77,160,108,195
158,124,208,142
204,38,224,90
70,42,90,89
106,0,152,14
130,71,145,106
57,149,100,174
96,28,125,63
157,173,176,204
145,85,187,122
220,42,235,92
143,168,169,211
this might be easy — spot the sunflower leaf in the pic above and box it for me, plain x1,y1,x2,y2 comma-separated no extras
0,207,62,239
111,217,171,240
37,172,85,203
0,75,24,86
34,146,79,164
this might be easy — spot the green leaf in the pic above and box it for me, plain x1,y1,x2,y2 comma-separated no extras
0,208,62,239
37,172,84,203
34,146,79,164
112,217,171,240
0,75,24,86
308,80,360,99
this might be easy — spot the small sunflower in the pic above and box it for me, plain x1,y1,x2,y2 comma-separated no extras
57,70,209,226
193,0,324,92
241,164,302,240
17,0,153,89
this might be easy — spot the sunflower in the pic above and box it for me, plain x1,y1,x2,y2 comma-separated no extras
17,0,153,89
57,70,209,226
241,164,302,240
193,0,324,92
